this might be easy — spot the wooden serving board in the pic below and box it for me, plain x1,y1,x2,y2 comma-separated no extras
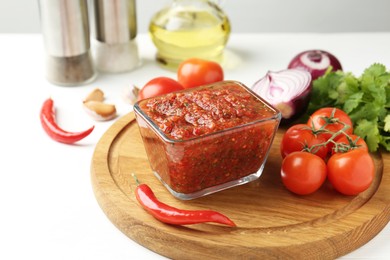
91,112,390,259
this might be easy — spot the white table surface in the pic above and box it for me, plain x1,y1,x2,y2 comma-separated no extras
0,33,389,260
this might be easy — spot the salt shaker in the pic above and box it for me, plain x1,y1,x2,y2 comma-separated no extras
38,0,97,86
92,0,140,73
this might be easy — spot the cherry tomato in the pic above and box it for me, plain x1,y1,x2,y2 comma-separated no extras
138,77,184,100
280,124,328,159
327,149,375,195
281,152,327,195
331,134,369,154
177,58,224,89
307,107,353,140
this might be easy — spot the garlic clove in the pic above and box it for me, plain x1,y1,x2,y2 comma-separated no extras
122,84,140,105
83,100,117,121
84,88,105,102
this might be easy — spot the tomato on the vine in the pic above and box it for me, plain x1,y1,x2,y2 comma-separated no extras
327,149,374,195
307,107,353,140
331,134,369,154
281,152,327,195
280,124,328,159
177,58,224,89
280,107,374,197
138,77,184,100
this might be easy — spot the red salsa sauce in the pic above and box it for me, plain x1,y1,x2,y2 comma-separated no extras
140,84,276,140
137,83,279,195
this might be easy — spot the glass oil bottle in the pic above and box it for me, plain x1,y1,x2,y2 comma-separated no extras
149,0,231,70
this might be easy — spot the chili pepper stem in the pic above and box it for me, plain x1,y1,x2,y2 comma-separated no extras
131,173,141,186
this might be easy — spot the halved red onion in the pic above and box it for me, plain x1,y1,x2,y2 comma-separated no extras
252,69,312,123
288,50,342,80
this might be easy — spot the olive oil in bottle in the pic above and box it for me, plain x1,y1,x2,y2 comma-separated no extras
149,0,231,70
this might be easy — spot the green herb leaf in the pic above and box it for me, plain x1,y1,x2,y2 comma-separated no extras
384,114,390,132
307,63,390,152
362,63,386,80
380,136,390,151
354,119,380,152
343,92,363,113
336,73,360,104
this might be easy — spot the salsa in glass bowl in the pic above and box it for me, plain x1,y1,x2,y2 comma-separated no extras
134,80,281,200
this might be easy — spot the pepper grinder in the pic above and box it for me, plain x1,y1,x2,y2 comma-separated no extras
38,0,97,86
92,0,140,73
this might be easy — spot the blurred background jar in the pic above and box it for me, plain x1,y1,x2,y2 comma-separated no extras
149,0,231,70
38,0,96,86
92,0,140,73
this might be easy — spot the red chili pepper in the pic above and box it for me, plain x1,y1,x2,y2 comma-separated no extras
133,175,236,227
40,98,94,144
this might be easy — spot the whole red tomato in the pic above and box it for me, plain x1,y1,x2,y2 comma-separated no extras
177,58,224,89
138,77,184,100
327,149,374,195
307,107,353,140
281,152,327,195
332,134,368,154
280,124,328,159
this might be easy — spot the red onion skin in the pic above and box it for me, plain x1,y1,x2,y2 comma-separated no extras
288,50,342,80
252,69,312,125
275,85,311,125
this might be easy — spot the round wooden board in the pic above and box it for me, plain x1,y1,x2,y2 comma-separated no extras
91,112,390,259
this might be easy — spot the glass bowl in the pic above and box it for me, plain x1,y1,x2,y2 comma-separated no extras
134,80,281,200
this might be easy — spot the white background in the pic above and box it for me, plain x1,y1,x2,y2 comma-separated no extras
1,0,390,34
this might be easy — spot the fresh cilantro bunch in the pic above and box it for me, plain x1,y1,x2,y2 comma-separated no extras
307,63,390,152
